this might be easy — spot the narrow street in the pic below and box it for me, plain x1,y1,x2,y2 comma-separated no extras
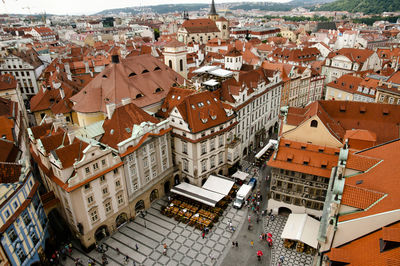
220,157,272,266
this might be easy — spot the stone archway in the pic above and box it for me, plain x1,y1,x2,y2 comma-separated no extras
218,169,223,175
278,207,292,216
150,189,159,203
174,174,180,185
135,200,145,214
243,147,248,156
164,181,171,194
116,213,128,228
184,177,190,183
94,225,109,241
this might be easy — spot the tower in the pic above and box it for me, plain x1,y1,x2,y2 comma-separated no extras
163,39,187,79
208,0,219,21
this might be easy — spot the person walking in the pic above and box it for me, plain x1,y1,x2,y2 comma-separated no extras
248,214,251,223
202,231,205,239
135,244,138,251
232,241,235,247
250,240,254,247
235,241,238,248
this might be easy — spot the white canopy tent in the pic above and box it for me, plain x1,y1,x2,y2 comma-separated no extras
280,213,320,249
255,139,278,159
203,79,219,86
202,175,234,196
232,171,249,181
170,182,226,207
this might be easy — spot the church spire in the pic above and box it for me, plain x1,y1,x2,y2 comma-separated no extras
209,0,217,16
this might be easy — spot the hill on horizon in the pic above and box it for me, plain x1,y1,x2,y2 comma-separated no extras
315,0,400,14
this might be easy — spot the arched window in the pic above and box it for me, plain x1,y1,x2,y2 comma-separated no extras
179,59,183,72
223,25,227,30
135,200,145,213
168,60,172,68
310,120,318,128
136,94,142,99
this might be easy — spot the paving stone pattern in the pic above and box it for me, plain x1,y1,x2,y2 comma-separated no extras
263,215,313,266
65,197,246,265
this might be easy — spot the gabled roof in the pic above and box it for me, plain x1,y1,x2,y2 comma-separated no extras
326,74,363,94
0,139,20,162
0,162,21,183
101,102,159,149
70,54,184,113
286,101,400,146
176,90,233,133
181,19,220,34
327,48,374,64
267,139,339,178
53,139,88,168
0,74,17,91
341,184,385,209
339,139,400,222
157,87,195,118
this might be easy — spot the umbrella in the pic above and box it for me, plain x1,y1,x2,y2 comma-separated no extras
267,233,272,238
267,237,273,243
257,250,263,256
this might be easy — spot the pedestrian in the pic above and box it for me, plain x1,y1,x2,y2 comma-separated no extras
279,255,285,263
163,247,167,256
124,255,129,265
168,195,171,202
259,234,263,241
202,231,205,239
248,215,251,223
163,243,168,250
250,240,254,247
135,244,138,251
232,241,235,247
116,248,120,255
235,241,238,248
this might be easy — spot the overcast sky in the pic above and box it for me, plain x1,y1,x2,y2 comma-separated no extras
0,0,290,15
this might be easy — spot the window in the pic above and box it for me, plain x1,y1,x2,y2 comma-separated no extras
145,175,150,182
84,183,90,190
100,176,106,182
152,168,157,178
5,210,10,218
179,59,183,72
30,229,39,245
8,228,17,242
105,202,112,213
219,135,224,147
102,187,108,195
183,141,188,154
113,168,119,174
117,194,124,205
115,180,121,188
379,95,385,102
85,167,90,174
13,201,18,208
201,160,207,173
201,142,207,155
101,159,106,166
133,182,138,191
22,212,31,225
389,97,394,104
210,138,215,151
16,246,26,263
210,155,216,168
143,157,148,168
90,210,98,222
150,154,155,163
93,163,99,171
87,196,94,204
183,159,188,172
310,120,318,128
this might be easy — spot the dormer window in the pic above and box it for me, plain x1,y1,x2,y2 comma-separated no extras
136,94,143,99
102,74,107,78
155,88,162,93
201,118,208,123
142,69,149,74
310,120,318,128
128,72,136,77
211,115,217,120
154,66,161,71
191,105,195,109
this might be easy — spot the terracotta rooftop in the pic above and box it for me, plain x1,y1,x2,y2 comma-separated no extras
164,39,185,48
157,87,195,118
181,19,220,34
0,139,20,162
267,138,339,178
0,163,21,183
326,222,400,265
176,90,234,133
101,102,159,150
53,139,88,169
326,74,363,95
70,54,184,114
286,101,400,146
0,74,17,91
341,184,385,209
339,139,400,222
327,48,374,65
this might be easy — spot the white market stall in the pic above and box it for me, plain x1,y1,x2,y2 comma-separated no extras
281,213,320,249
170,182,226,207
232,171,249,181
202,175,234,196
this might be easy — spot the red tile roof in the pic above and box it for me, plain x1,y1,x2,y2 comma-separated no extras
101,102,159,149
325,222,400,265
157,87,195,118
327,48,375,64
53,139,88,168
339,139,400,222
271,47,320,63
70,54,184,113
267,139,339,178
181,19,220,34
346,151,380,172
341,184,385,209
0,139,20,162
286,101,400,146
176,90,234,133
0,74,17,91
326,74,363,95
0,162,21,183
382,227,400,243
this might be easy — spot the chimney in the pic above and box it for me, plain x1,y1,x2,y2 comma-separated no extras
84,61,90,73
106,102,116,119
121,97,131,106
218,39,221,46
